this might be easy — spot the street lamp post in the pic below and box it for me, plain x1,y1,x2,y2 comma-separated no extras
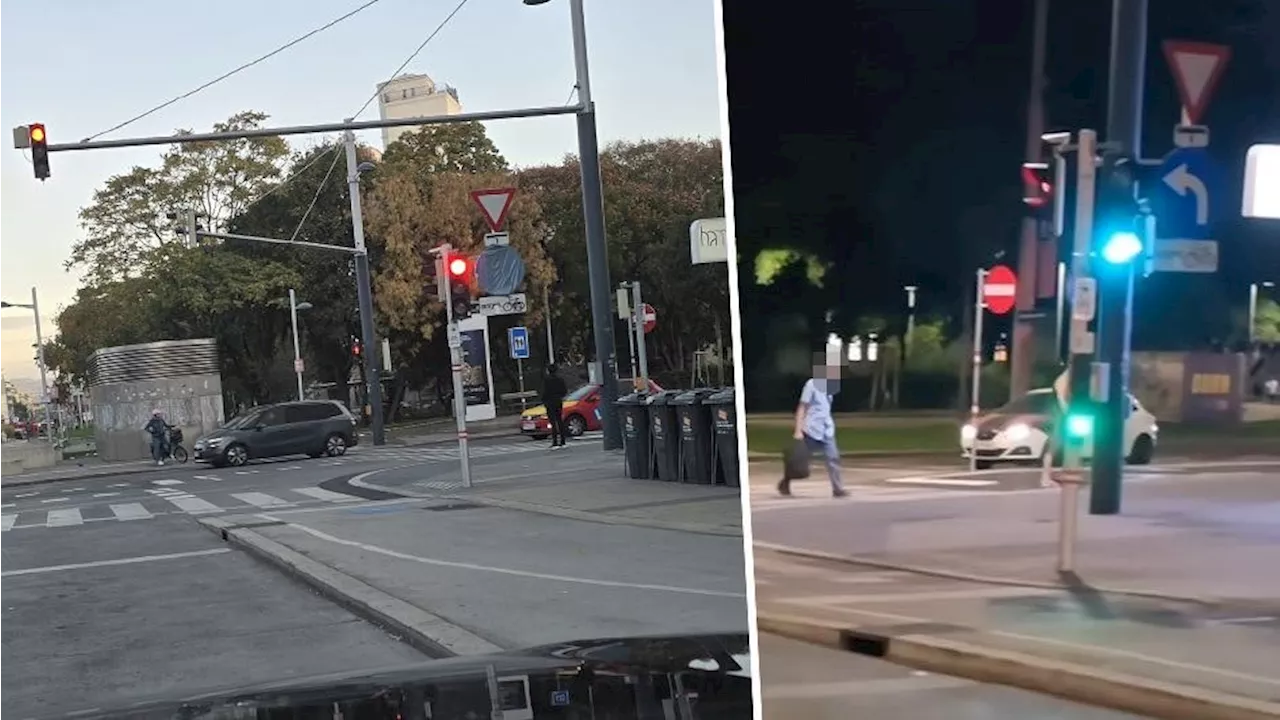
1,287,52,440
525,0,622,450
343,129,386,446
903,285,918,360
1248,281,1276,345
288,289,314,401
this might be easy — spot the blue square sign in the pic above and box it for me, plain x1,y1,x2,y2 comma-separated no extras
551,689,570,707
508,326,530,360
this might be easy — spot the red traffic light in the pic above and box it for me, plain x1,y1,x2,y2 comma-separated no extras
448,256,469,277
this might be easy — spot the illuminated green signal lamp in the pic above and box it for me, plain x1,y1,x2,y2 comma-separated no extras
1101,230,1143,264
1065,412,1095,439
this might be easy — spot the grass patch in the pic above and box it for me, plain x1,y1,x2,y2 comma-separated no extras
746,422,959,455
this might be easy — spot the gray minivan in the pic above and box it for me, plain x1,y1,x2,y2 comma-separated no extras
193,400,359,468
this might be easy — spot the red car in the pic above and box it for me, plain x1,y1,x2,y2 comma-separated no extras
519,379,663,439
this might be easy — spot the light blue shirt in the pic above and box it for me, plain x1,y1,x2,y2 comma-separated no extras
799,378,836,440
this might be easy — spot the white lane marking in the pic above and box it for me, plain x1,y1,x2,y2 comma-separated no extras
152,479,184,486
883,477,998,487
110,503,152,521
278,466,303,472
193,475,219,481
234,470,260,476
1,502,14,508
40,497,70,504
290,487,360,503
164,495,221,514
271,518,746,599
92,492,121,498
231,492,294,508
2,515,16,532
46,508,85,527
2,548,231,577
108,483,130,488
14,492,37,498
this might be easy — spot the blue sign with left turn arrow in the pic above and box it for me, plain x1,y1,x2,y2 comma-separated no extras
1148,146,1224,273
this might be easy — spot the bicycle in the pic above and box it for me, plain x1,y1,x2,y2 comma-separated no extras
166,426,189,464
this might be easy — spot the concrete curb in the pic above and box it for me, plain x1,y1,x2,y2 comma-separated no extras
348,475,743,538
198,517,503,658
1,463,170,487
757,611,1280,720
753,541,1224,607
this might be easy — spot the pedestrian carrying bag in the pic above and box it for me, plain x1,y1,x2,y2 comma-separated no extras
783,438,811,479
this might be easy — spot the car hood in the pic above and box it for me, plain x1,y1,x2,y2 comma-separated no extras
975,412,1049,433
69,633,751,719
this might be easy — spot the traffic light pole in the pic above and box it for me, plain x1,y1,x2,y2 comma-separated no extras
1091,0,1148,515
344,128,386,447
436,245,473,489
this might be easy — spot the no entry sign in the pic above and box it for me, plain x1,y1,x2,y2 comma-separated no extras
983,265,1018,315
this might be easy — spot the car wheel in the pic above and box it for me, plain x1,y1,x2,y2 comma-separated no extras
1126,434,1154,465
324,433,348,457
224,443,249,467
566,415,587,437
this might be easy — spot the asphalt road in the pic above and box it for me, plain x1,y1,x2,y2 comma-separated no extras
758,633,1143,719
0,515,428,719
0,435,572,533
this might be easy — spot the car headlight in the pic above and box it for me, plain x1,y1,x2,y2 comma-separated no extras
960,424,977,441
1006,423,1031,441
204,437,223,447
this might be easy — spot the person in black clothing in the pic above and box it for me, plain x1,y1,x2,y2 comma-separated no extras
144,409,171,466
542,364,569,449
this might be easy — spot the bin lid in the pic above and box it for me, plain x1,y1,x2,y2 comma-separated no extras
615,392,646,404
671,388,717,404
646,390,685,405
706,387,736,403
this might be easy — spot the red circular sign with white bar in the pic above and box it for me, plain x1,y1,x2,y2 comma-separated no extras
982,265,1018,315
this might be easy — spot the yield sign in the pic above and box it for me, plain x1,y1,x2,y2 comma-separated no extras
469,188,517,232
1162,40,1231,126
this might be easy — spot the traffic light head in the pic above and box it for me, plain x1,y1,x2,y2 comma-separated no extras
447,253,474,320
1065,412,1094,439
1100,230,1143,264
28,124,50,181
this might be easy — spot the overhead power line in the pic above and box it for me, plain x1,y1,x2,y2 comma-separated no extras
85,0,389,142
282,0,474,240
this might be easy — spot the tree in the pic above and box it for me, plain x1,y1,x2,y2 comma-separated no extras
43,278,165,386
229,142,371,390
1255,298,1280,344
364,122,555,386
521,139,729,374
69,111,289,284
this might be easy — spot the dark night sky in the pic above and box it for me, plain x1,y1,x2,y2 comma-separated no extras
723,0,1280,348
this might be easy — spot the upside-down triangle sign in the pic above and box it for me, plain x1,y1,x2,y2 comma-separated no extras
1162,40,1232,126
470,188,517,232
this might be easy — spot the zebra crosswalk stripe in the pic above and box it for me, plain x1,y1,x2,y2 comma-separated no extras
230,492,293,509
3,514,18,532
165,495,221,514
110,503,152,521
46,508,84,527
291,487,360,502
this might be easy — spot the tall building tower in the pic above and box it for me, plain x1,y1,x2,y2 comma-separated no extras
376,74,463,149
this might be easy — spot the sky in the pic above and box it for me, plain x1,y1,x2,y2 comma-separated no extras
0,0,726,381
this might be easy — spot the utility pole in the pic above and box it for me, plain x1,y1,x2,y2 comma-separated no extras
567,0,622,450
1010,0,1052,400
343,126,386,446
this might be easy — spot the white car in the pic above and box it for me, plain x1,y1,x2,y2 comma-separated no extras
960,388,1158,470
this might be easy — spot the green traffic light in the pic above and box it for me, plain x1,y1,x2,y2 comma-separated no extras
1101,230,1142,264
1066,412,1094,439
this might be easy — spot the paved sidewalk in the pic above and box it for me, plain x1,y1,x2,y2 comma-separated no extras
1,456,168,486
374,416,521,446
201,448,748,656
355,445,743,536
754,467,1280,717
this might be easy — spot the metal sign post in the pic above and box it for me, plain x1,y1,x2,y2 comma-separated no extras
1055,470,1087,572
437,245,472,488
630,282,651,391
617,285,638,380
969,268,986,473
509,326,531,410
